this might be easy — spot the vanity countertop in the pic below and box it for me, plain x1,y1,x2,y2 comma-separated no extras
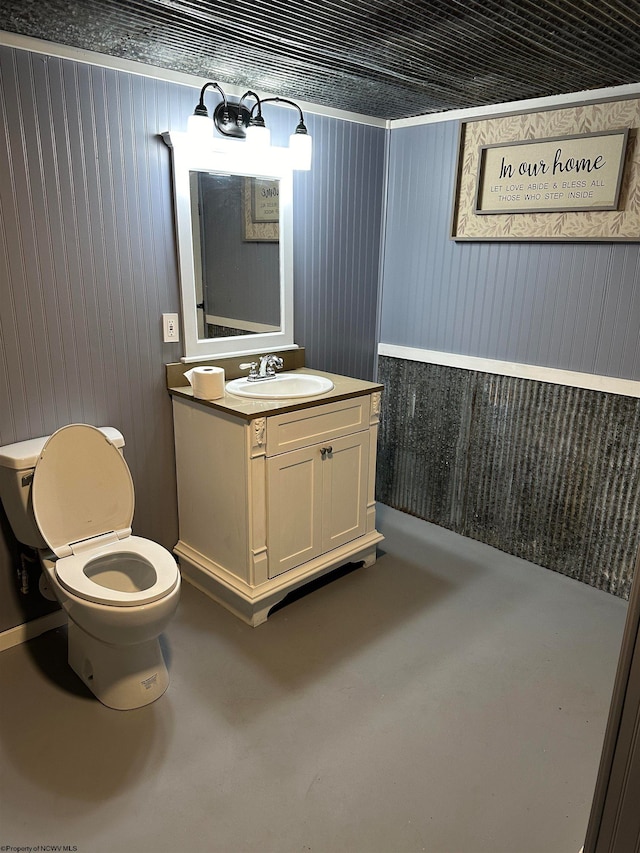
168,367,383,421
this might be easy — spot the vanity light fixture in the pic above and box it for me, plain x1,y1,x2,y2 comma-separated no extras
253,97,312,172
187,82,312,171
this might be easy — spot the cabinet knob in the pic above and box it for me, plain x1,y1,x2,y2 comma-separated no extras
320,446,333,458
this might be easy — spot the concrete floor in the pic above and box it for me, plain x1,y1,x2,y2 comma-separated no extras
0,505,628,853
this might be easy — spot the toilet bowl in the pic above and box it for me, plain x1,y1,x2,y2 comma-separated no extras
0,424,181,710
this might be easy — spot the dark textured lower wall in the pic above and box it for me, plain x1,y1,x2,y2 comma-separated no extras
376,356,640,599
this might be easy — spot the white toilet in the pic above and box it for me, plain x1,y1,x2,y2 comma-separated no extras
0,424,181,710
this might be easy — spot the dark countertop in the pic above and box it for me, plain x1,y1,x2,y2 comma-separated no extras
168,367,383,421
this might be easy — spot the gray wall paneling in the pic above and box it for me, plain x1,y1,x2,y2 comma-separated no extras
377,116,640,601
293,114,386,380
0,44,385,631
380,121,640,381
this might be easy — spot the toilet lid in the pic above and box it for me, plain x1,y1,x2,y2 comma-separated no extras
32,424,135,559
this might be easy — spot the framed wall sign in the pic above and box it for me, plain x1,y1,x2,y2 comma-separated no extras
251,178,280,223
475,130,628,214
242,177,280,241
451,97,640,241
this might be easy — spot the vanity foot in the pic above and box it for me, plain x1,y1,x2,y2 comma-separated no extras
249,604,274,627
361,546,378,568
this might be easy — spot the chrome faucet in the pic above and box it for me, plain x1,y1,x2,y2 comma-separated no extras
258,354,284,377
239,354,284,382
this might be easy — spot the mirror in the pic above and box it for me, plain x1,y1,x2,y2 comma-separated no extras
163,132,295,360
190,173,280,340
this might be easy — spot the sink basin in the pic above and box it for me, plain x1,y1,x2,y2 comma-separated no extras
226,373,334,399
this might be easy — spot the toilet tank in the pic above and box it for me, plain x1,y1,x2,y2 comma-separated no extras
0,427,125,549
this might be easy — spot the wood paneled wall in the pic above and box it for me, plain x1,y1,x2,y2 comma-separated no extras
0,44,385,631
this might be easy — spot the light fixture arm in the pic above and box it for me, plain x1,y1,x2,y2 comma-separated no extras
190,81,251,138
238,90,264,125
252,96,308,134
194,82,228,120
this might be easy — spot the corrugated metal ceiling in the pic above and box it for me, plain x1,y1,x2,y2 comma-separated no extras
1,0,639,118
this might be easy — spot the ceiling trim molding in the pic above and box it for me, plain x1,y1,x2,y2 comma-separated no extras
391,83,640,128
388,83,640,130
0,29,387,128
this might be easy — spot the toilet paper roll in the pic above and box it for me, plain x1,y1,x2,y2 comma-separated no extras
184,366,225,400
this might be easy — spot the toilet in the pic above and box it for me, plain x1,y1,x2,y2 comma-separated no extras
0,424,181,710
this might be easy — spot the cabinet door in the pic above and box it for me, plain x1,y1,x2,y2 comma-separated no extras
267,430,371,579
267,445,323,577
322,430,370,552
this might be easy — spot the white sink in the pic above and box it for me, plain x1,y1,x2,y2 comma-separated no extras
226,373,334,399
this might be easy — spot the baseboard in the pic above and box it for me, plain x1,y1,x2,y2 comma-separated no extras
0,610,66,652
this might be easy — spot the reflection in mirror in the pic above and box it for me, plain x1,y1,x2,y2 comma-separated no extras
190,172,281,340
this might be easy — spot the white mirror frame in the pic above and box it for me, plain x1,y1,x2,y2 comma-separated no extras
162,131,295,361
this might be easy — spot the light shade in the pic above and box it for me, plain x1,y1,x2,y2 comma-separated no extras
187,112,214,141
245,123,271,147
289,131,312,171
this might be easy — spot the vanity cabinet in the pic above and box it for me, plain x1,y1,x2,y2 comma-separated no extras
266,413,370,577
171,384,383,626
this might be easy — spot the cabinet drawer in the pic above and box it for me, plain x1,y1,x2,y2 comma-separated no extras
266,395,370,456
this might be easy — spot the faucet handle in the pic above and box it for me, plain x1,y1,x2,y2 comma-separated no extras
239,361,258,377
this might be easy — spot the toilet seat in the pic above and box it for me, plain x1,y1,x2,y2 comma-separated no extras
32,424,178,607
32,423,135,558
54,535,179,606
